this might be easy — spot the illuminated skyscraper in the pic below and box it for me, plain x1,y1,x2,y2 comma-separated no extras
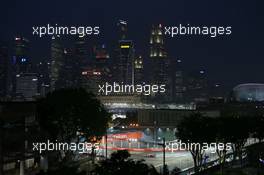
79,44,111,94
74,36,90,90
134,55,144,84
15,73,38,100
13,36,31,74
149,24,170,101
150,24,167,59
62,48,80,88
186,70,208,102
172,59,186,102
12,36,39,99
117,40,135,85
94,44,111,82
50,36,64,90
112,20,130,84
117,20,128,40
36,59,51,97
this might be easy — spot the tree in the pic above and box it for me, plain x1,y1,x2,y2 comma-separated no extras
176,113,213,173
171,167,181,175
213,117,233,175
251,114,264,143
228,115,250,167
37,88,111,163
92,150,159,175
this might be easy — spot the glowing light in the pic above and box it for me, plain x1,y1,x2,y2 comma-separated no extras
121,45,130,49
119,20,127,25
21,58,27,62
82,71,88,75
93,71,101,75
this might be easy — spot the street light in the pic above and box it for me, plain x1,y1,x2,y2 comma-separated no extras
157,137,166,175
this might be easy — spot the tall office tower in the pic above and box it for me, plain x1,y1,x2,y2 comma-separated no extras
117,20,128,40
186,70,208,103
36,60,51,96
94,44,111,82
117,40,135,85
50,36,64,90
134,55,144,84
16,73,38,100
80,44,111,94
172,59,186,102
61,48,80,89
12,37,39,100
11,37,30,93
149,24,170,101
75,36,89,90
13,37,31,74
0,45,9,97
112,20,129,83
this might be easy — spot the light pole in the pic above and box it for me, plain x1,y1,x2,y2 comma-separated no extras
157,137,166,175
163,137,166,175
153,121,157,147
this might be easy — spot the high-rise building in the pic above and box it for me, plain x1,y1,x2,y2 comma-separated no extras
149,24,170,101
15,73,38,100
50,36,64,90
134,55,144,84
117,40,135,85
117,20,128,40
172,59,186,102
62,48,80,89
80,44,111,94
186,70,208,103
12,36,39,100
13,37,31,74
150,24,167,59
11,37,31,94
0,45,9,97
75,37,90,90
94,44,111,82
36,60,51,96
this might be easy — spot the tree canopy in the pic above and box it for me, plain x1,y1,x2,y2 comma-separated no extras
37,88,110,145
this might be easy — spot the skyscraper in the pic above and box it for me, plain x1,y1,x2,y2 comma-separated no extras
12,37,39,100
50,36,64,90
172,59,186,102
15,73,38,100
186,70,208,103
117,40,135,85
112,20,131,84
117,20,128,40
80,44,111,94
36,60,51,96
62,48,80,88
75,36,89,90
13,37,31,74
134,55,144,84
94,44,111,83
149,24,170,101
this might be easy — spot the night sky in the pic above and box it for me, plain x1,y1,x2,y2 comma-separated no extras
0,0,263,91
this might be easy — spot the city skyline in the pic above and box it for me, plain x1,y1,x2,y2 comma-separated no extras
0,0,263,90
1,1,264,174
